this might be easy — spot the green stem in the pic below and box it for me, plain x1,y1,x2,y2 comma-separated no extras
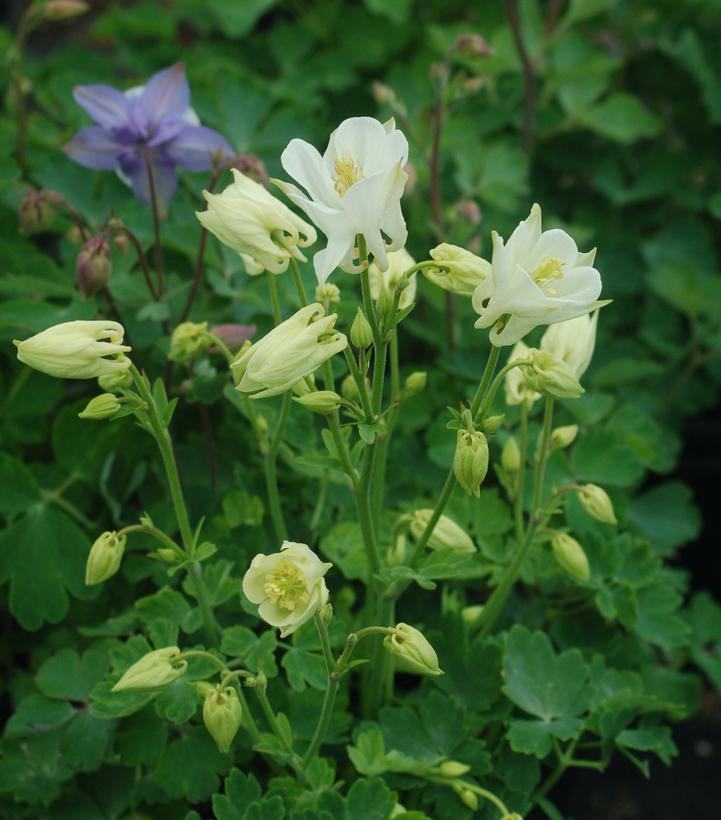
470,345,502,417
514,400,529,542
476,398,555,638
289,257,308,306
264,393,292,542
372,329,400,525
301,612,337,770
253,683,305,778
178,649,226,671
41,491,94,530
268,272,282,325
343,347,374,421
234,683,260,743
532,734,581,807
475,359,533,421
142,151,165,299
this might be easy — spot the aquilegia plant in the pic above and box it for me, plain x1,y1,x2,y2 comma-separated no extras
8,72,692,819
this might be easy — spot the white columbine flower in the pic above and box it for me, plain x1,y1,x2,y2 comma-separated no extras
232,303,347,399
197,170,317,275
369,247,417,311
275,116,409,283
242,541,332,636
472,203,604,346
504,340,539,407
540,310,599,379
14,320,131,379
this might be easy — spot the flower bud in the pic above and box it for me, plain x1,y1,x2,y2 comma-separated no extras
453,428,489,497
461,605,483,624
210,323,255,352
483,413,504,434
18,188,62,234
439,760,471,777
424,243,491,296
293,390,342,415
459,789,479,811
404,371,427,396
112,647,187,692
203,685,243,753
76,236,111,296
410,509,475,554
315,282,340,305
551,532,590,582
577,484,617,525
168,321,211,364
341,374,361,403
153,548,180,563
551,424,578,448
501,437,521,472
320,603,333,625
523,350,584,400
455,197,482,225
78,393,121,420
350,308,374,349
43,0,89,20
98,366,133,393
113,233,130,254
85,531,126,585
383,623,443,676
454,32,494,57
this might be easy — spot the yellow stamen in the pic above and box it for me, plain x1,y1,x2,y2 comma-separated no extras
531,257,565,289
264,561,309,611
333,152,364,196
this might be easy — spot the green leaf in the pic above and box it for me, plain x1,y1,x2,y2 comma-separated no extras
155,726,229,802
616,722,677,766
61,712,111,771
578,93,662,143
629,482,701,554
319,522,368,581
633,580,691,651
206,0,277,37
0,452,41,515
135,586,192,629
113,706,168,765
212,768,262,820
36,649,109,702
154,677,199,724
5,694,75,736
282,644,328,691
220,626,278,676
346,778,397,820
572,428,645,487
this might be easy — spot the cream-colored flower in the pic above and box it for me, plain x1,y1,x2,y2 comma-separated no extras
472,204,604,346
409,510,476,554
504,341,539,407
383,623,443,676
112,647,187,692
14,320,131,380
232,303,347,399
275,116,408,283
522,349,584,399
540,310,599,379
424,243,491,296
369,247,417,311
197,169,316,275
242,541,332,637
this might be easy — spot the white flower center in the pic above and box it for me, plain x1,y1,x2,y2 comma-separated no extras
263,561,309,611
333,152,364,196
530,256,565,295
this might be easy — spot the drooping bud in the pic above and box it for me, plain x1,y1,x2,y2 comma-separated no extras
350,308,374,349
113,233,130,254
383,623,443,676
453,428,489,497
551,424,578,448
483,414,504,434
18,188,62,234
459,789,479,811
78,393,121,420
523,350,584,400
98,365,133,393
409,509,476,554
551,532,590,582
439,760,471,777
85,531,126,585
168,321,211,364
424,243,491,296
501,437,521,472
293,390,342,414
203,685,243,753
454,32,494,57
577,484,617,526
112,647,188,692
43,0,89,20
76,236,111,296
404,371,427,396
461,605,483,625
315,282,340,305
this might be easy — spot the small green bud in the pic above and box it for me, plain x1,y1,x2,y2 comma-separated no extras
551,532,590,582
112,647,187,692
203,685,243,753
98,366,133,393
293,390,342,414
577,483,617,525
85,531,126,585
501,437,521,472
409,509,475,554
18,188,62,234
78,392,121,420
320,602,333,625
459,789,479,811
404,371,427,395
453,428,489,497
390,804,407,818
483,413,505,434
350,308,373,349
523,349,584,399
341,374,361,402
315,282,340,305
383,623,443,676
461,604,483,624
168,321,211,364
153,548,180,563
439,760,471,777
551,424,578,448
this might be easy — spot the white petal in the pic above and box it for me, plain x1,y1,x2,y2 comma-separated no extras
281,139,340,206
313,231,355,283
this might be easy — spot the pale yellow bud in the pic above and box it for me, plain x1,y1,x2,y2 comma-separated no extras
315,282,340,305
551,424,578,448
98,365,132,393
551,532,590,582
459,789,479,811
424,243,491,296
483,413,505,434
404,371,427,396
112,647,187,692
78,393,121,421
409,509,475,554
523,350,584,400
439,760,471,777
168,321,211,364
383,623,443,676
293,390,342,414
461,605,483,624
85,531,126,585
501,437,522,472
350,308,373,349
203,686,243,753
577,484,617,525
453,428,489,497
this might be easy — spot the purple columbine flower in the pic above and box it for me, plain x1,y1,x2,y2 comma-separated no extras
64,63,233,212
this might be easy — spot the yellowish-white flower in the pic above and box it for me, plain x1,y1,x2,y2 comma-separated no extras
472,204,604,346
383,623,443,676
232,303,347,399
112,647,187,692
504,341,539,407
14,320,131,380
85,531,126,585
197,170,316,275
369,246,417,311
242,541,332,637
540,310,599,379
275,116,408,283
522,349,584,399
424,243,491,296
409,509,476,554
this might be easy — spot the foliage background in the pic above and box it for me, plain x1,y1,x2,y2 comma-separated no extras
1,0,720,817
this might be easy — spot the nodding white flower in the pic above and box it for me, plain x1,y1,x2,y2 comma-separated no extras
232,303,347,399
424,243,491,296
369,247,417,311
540,310,599,379
472,204,604,346
383,623,443,676
197,170,316,275
275,116,409,283
14,320,131,379
504,340,539,407
242,541,332,637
